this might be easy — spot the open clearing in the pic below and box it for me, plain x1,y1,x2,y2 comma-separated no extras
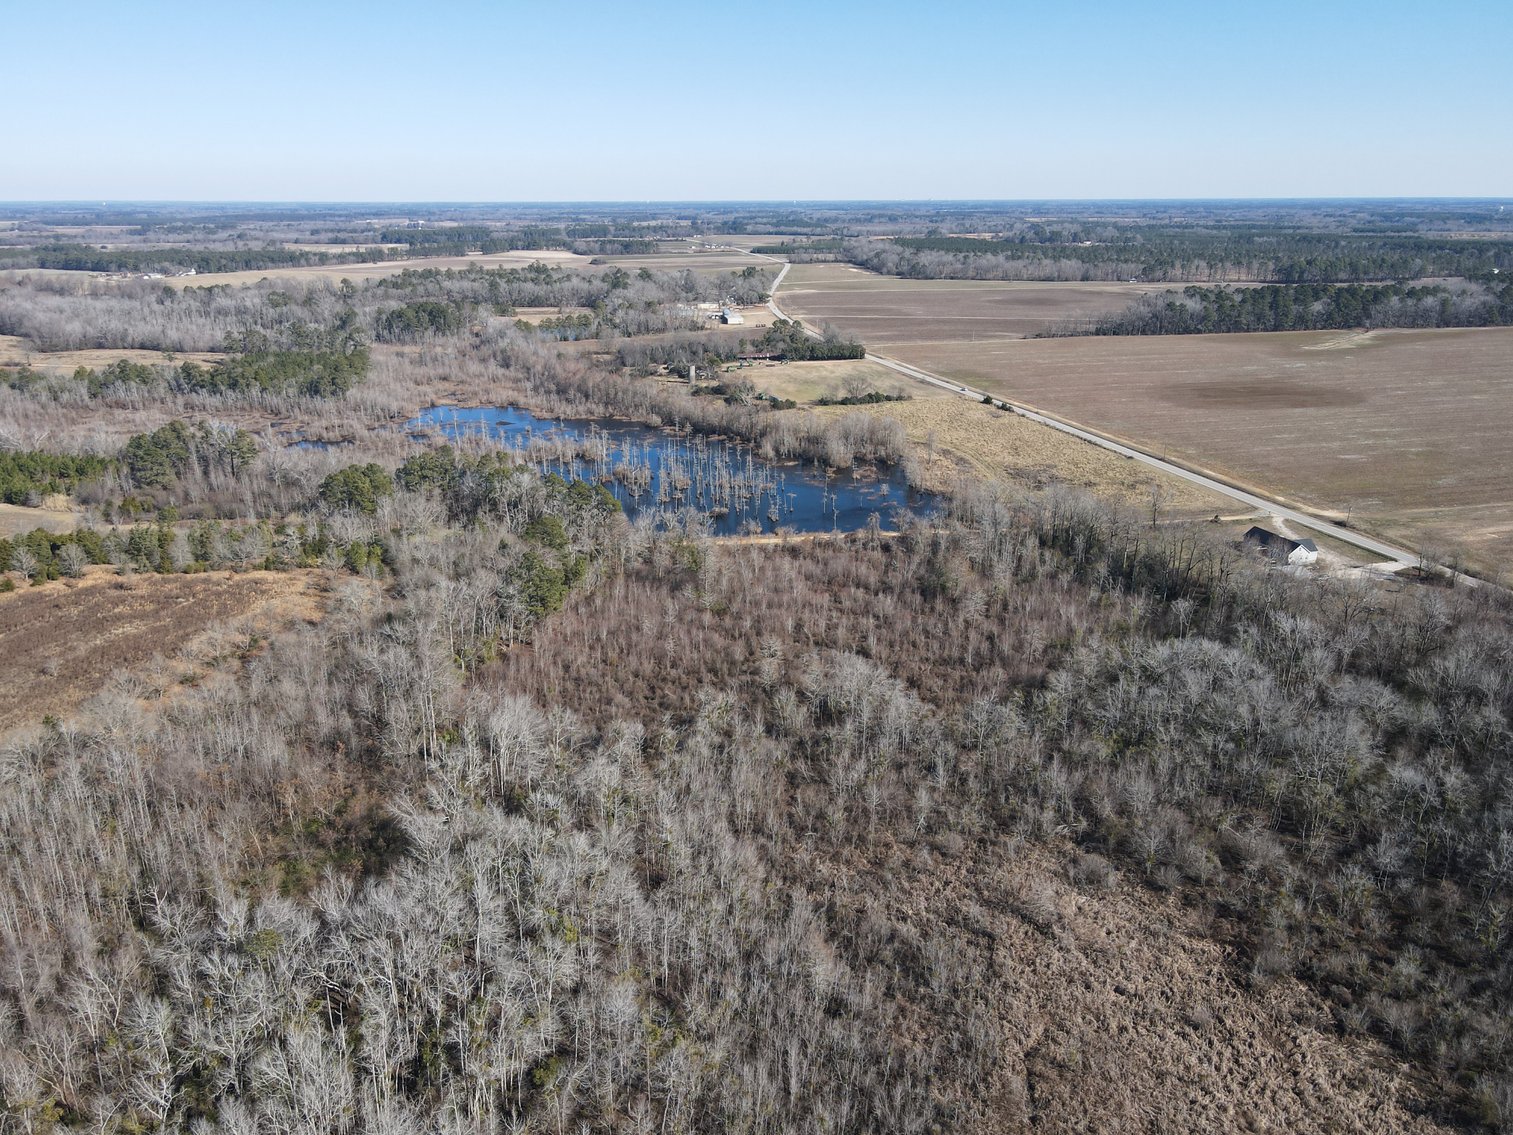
780,262,1158,340
0,501,80,538
812,396,1233,515
730,356,927,404
592,243,775,273
0,567,327,735
0,333,224,373
161,249,593,288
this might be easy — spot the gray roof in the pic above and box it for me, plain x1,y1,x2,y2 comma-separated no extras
1243,527,1316,556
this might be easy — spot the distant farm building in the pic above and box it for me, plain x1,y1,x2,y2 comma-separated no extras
720,307,745,325
1243,526,1318,566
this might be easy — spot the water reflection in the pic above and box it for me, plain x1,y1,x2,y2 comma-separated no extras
407,405,932,536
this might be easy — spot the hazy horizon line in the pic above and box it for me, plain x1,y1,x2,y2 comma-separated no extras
4,196,1511,207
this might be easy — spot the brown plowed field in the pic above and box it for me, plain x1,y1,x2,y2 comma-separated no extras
782,264,1513,572
886,328,1513,570
780,263,1158,340
0,568,326,734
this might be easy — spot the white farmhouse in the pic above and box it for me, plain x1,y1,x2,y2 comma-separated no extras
1243,526,1319,566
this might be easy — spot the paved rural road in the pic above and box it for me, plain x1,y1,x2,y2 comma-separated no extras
757,255,1443,572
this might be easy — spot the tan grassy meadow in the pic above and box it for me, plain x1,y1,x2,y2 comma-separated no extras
0,334,224,373
163,248,593,288
811,396,1234,516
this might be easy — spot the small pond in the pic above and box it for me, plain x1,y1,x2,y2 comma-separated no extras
406,405,934,537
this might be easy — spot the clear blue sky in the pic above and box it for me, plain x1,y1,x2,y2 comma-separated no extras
6,0,1510,200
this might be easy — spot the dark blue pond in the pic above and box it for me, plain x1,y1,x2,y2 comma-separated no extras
406,405,933,537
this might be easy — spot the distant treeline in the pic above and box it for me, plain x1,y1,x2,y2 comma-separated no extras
0,243,365,275
840,231,1513,283
1043,277,1513,337
371,226,659,259
0,229,657,276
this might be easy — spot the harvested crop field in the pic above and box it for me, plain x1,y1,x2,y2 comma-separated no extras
779,263,1158,341
859,327,1513,571
0,568,327,735
591,244,772,273
777,265,1513,569
813,396,1233,515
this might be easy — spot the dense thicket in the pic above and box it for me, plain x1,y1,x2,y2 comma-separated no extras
612,319,865,373
0,243,363,275
756,318,866,360
374,300,465,342
0,450,113,504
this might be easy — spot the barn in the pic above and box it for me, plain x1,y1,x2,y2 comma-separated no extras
1242,526,1319,566
720,306,745,325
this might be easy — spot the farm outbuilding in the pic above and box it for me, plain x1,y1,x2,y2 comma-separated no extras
720,307,745,325
1243,526,1318,566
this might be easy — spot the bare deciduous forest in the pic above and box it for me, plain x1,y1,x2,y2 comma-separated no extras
1,202,1511,1133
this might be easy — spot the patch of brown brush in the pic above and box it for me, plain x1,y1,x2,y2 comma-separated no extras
823,836,1452,1134
0,567,334,735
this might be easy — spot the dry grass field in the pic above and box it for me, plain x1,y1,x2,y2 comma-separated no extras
0,333,224,373
592,243,771,273
812,396,1234,515
0,567,327,735
0,501,80,538
163,248,592,288
733,356,927,404
779,262,1157,340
